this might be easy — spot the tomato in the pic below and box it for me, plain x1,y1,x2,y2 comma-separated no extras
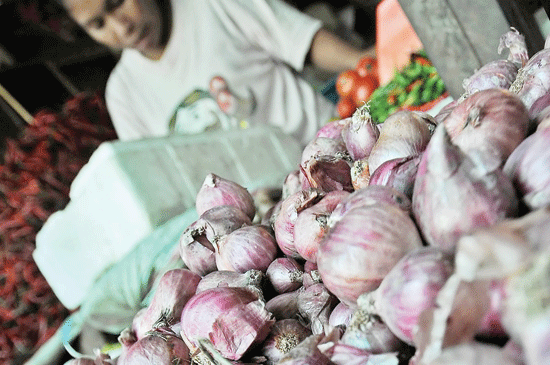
337,96,356,118
352,75,379,106
356,57,378,78
336,69,361,98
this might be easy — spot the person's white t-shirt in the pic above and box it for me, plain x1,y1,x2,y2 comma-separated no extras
105,0,337,145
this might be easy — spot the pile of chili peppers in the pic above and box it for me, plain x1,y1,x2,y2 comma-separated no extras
0,92,117,364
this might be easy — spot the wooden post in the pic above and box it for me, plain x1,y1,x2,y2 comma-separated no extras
397,0,511,99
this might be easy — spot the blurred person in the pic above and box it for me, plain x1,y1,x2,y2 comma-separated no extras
59,0,375,145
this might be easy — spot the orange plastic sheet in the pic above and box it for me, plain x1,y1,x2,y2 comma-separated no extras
375,0,424,86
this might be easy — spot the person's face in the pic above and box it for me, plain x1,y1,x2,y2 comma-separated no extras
64,0,166,59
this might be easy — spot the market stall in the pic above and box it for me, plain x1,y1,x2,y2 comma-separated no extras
1,0,550,364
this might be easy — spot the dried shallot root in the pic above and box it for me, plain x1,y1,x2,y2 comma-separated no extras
195,269,264,294
412,123,519,253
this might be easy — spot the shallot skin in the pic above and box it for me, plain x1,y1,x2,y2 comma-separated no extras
363,247,455,345
443,88,529,169
412,123,519,253
195,173,256,220
317,201,423,307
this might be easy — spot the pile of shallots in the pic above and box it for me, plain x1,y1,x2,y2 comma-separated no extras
66,28,550,365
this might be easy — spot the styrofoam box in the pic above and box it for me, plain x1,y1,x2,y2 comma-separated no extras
34,126,302,309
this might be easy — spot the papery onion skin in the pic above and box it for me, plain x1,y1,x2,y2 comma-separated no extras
329,301,355,329
462,59,518,95
265,289,303,320
300,154,354,193
341,105,380,161
261,319,312,364
443,88,530,169
196,269,264,294
367,110,435,175
214,224,278,273
195,173,256,220
273,189,324,259
329,185,412,229
503,126,550,210
317,201,423,307
180,286,274,360
266,257,304,294
362,247,455,345
118,328,190,365
297,283,339,335
132,268,201,340
179,205,251,276
368,154,422,199
341,309,404,353
277,334,333,364
412,123,519,252
294,190,350,263
316,118,349,140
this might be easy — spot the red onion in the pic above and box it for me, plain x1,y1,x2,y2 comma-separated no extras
498,27,529,67
195,173,256,220
118,326,190,365
442,88,530,169
132,268,201,340
297,283,339,335
412,123,519,253
265,289,303,320
179,205,251,276
282,170,302,200
317,201,423,307
293,190,350,263
341,105,380,161
273,189,324,259
358,247,454,345
340,309,404,354
261,319,312,363
433,98,459,125
328,185,412,227
367,110,435,175
300,136,348,167
214,224,278,273
195,269,264,294
329,301,354,329
316,118,349,140
180,286,274,360
503,126,550,209
300,154,354,193
266,257,304,294
510,45,550,118
368,154,422,199
462,60,518,95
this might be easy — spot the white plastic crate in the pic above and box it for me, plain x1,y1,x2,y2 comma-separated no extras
34,126,302,309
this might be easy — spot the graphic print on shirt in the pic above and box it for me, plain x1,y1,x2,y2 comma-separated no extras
169,89,238,134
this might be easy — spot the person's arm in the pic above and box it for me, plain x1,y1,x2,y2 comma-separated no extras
308,28,376,73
